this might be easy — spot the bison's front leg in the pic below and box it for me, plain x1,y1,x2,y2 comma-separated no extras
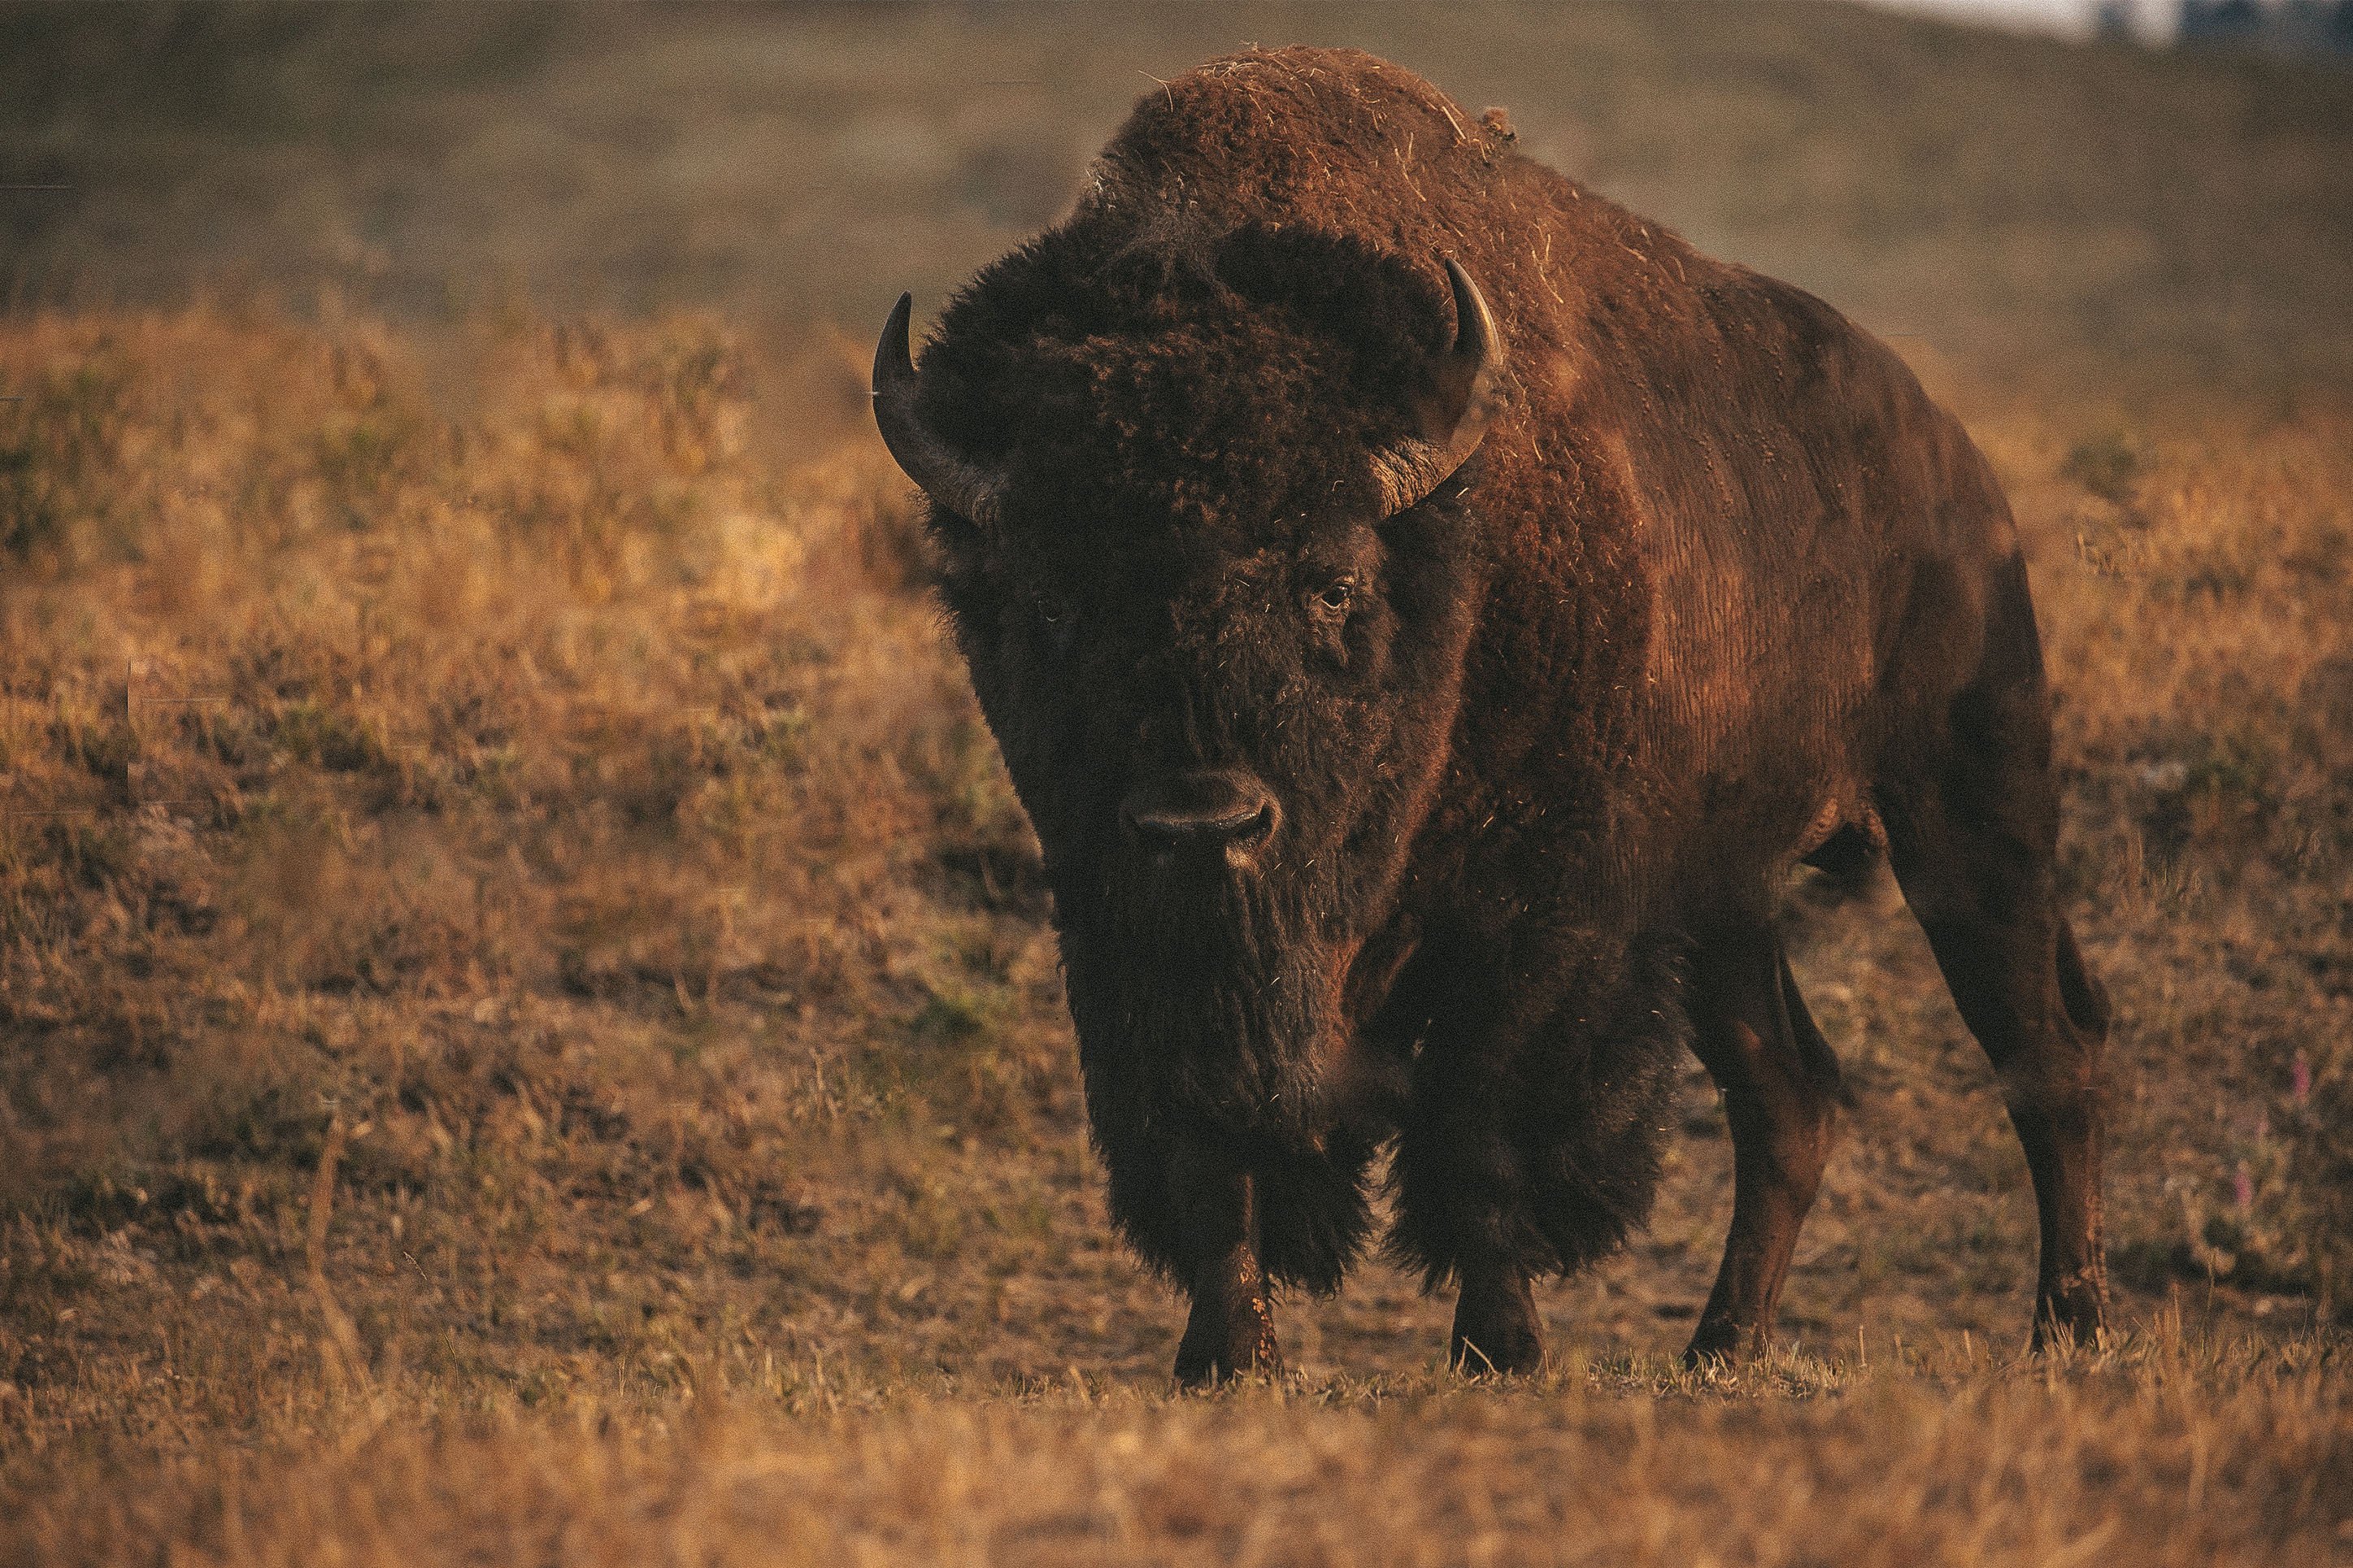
1169,1166,1283,1387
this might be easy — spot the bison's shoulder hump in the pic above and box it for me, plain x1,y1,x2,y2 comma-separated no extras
1081,46,1515,240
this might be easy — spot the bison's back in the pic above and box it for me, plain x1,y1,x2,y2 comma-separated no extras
1597,261,2026,899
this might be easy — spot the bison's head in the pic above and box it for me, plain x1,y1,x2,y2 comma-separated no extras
872,229,1504,1151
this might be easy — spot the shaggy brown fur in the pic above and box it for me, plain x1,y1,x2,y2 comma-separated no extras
884,46,2111,1382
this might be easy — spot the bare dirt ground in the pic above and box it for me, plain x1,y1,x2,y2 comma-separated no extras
1,5,2348,1563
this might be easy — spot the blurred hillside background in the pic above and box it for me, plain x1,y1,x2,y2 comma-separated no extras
3,1,2350,402
2,5,2350,1563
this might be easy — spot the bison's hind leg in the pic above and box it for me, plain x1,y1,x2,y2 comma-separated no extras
1877,553,2112,1349
1684,923,1846,1363
1881,724,2112,1348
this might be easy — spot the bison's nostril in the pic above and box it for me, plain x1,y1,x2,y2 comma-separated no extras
1120,773,1280,858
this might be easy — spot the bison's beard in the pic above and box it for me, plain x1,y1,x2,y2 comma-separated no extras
1062,855,1350,1155
1059,852,1383,1292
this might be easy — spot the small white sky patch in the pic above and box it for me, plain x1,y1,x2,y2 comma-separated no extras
1862,0,2175,38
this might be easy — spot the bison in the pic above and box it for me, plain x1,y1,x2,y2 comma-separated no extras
870,46,2111,1382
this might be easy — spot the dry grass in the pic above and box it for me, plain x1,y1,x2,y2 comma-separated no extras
2,5,2351,1563
11,1336,2349,1567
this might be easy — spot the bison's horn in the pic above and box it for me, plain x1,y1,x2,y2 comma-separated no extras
1370,259,1507,516
872,293,1004,528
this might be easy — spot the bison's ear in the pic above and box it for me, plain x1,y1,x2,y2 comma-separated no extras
872,293,1007,530
1369,260,1506,517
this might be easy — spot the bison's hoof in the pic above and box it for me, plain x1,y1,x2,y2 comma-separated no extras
2030,1281,2109,1353
1172,1336,1285,1389
1681,1314,1763,1368
1451,1328,1545,1378
1451,1274,1546,1376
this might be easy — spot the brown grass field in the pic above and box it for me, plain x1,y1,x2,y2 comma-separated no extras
2,4,2351,1563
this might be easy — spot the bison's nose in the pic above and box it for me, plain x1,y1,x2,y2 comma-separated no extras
1120,770,1279,862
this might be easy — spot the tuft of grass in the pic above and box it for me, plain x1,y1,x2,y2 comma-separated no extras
2061,428,2146,507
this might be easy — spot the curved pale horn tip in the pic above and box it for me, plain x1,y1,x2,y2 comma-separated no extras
873,293,916,397
1442,258,1496,360
870,293,1006,528
1367,258,1506,517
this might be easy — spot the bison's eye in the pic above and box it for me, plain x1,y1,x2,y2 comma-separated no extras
1029,593,1075,652
1311,579,1355,618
